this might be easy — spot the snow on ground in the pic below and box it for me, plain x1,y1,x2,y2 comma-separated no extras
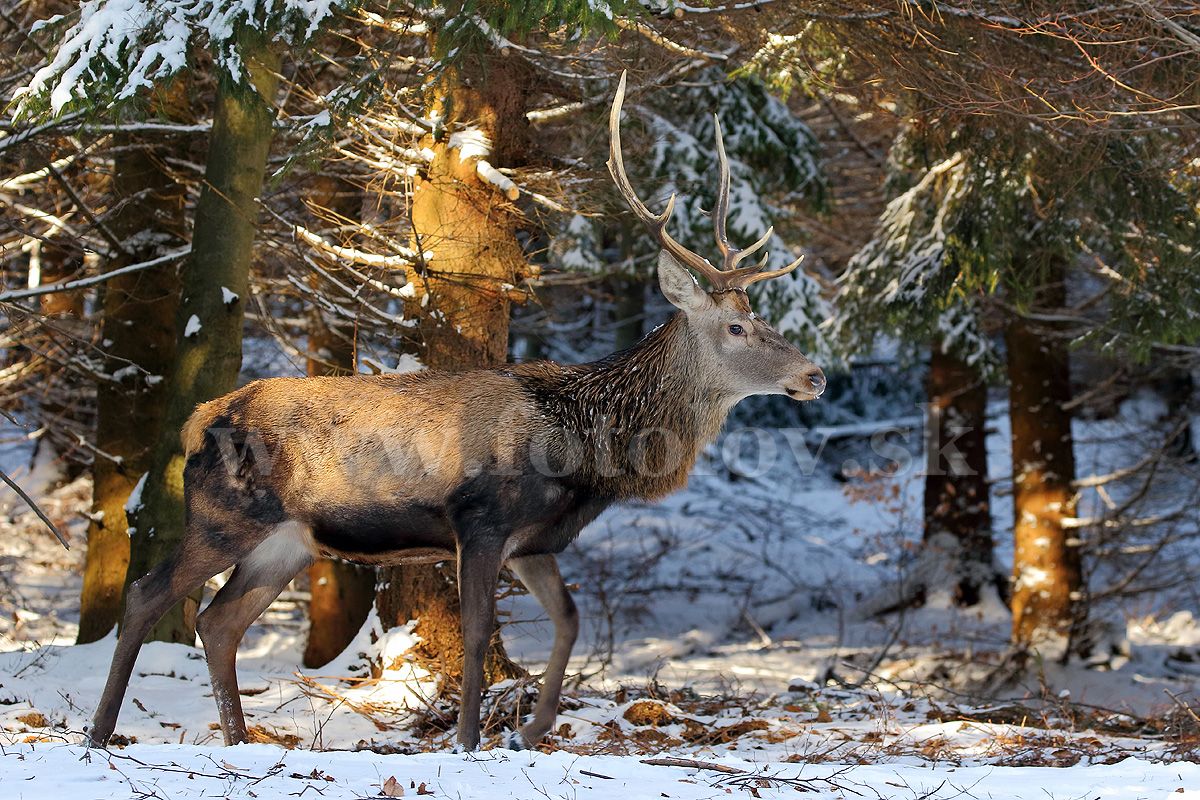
5,743,1198,800
2,402,1200,797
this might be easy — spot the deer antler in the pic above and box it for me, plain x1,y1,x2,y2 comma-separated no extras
607,72,803,292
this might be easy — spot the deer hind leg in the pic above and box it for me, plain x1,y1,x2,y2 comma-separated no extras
506,554,578,750
88,536,239,748
196,521,315,745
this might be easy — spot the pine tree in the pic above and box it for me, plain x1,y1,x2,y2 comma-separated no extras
837,118,1200,653
833,134,1003,615
373,54,538,690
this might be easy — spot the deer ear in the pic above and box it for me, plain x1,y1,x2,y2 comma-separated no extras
657,251,712,313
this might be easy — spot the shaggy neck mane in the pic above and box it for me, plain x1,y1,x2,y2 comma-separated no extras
520,312,735,499
575,313,701,403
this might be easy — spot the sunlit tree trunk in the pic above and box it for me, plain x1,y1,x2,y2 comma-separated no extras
376,59,535,689
923,342,997,606
35,240,84,318
78,101,188,643
125,39,282,643
1006,259,1082,656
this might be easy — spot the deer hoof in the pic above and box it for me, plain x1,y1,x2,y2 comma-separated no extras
506,730,532,751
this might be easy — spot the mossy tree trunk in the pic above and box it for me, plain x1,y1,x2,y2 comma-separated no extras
125,40,283,644
78,91,191,643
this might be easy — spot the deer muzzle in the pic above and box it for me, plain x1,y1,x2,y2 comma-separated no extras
781,366,826,400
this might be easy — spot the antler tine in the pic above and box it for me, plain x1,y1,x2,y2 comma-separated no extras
708,116,791,292
710,115,732,266
608,72,726,286
710,117,771,275
737,252,805,287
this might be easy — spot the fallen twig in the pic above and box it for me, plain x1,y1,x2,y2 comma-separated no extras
579,769,613,780
1164,688,1200,727
712,765,860,796
640,757,745,774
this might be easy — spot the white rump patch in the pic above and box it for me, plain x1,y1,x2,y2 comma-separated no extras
243,521,318,576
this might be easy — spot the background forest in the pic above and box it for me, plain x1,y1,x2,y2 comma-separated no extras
3,1,1200,797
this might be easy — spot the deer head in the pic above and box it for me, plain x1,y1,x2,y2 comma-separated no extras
608,73,826,402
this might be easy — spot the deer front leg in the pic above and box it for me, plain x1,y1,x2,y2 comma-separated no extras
506,554,578,750
454,537,506,752
89,540,236,748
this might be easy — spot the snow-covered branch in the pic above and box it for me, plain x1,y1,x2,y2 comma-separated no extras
282,217,426,276
16,0,350,115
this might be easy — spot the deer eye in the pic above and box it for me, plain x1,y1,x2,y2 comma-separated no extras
728,324,745,336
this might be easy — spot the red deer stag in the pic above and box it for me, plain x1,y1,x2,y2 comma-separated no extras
86,72,825,753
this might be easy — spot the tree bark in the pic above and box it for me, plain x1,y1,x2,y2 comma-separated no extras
302,185,377,666
1006,260,1082,655
612,278,644,352
376,59,535,689
923,343,997,606
612,223,643,353
29,236,89,479
305,556,377,668
36,240,85,318
1156,364,1195,460
125,40,282,644
78,110,188,643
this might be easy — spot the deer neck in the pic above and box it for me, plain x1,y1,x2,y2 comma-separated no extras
597,311,734,415
566,313,735,497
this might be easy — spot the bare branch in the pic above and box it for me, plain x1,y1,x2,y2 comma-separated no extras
0,248,188,303
0,466,69,550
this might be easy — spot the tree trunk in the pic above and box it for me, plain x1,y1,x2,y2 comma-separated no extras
125,40,282,644
1006,260,1082,656
36,240,85,318
923,343,997,606
612,277,644,352
1156,364,1195,461
30,236,89,479
305,557,377,668
302,189,377,666
376,60,535,689
612,223,643,353
78,112,188,643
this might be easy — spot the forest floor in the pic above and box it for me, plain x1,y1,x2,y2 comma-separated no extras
2,400,1200,798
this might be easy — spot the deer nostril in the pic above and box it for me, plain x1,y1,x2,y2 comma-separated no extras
809,371,825,392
